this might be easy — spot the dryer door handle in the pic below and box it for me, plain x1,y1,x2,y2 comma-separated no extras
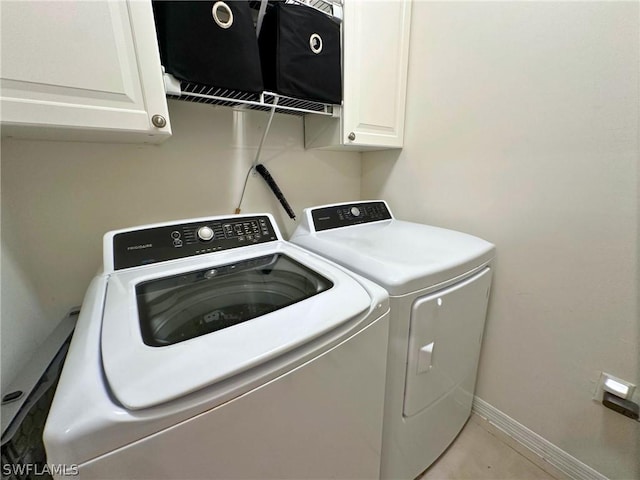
417,342,434,374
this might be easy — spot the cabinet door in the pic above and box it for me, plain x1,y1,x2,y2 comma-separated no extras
342,0,411,148
0,0,171,143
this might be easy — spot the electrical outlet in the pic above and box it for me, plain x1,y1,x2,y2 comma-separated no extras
593,372,636,402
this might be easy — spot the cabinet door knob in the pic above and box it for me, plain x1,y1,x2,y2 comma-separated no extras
151,114,167,128
348,132,356,141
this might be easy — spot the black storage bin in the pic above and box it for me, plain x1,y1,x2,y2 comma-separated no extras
152,1,264,93
259,3,341,104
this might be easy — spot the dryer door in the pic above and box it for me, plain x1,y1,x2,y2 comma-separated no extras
403,267,492,417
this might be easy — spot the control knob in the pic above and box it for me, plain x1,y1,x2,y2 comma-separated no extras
197,226,214,241
350,206,361,217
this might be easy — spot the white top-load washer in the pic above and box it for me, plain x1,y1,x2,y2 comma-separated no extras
290,201,496,480
44,213,390,479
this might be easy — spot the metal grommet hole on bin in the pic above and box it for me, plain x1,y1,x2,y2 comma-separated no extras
2,390,24,404
310,33,323,54
212,1,234,29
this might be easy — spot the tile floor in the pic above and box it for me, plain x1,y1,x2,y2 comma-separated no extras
418,415,559,480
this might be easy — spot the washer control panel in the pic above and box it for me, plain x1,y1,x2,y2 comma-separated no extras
311,201,392,232
113,215,277,270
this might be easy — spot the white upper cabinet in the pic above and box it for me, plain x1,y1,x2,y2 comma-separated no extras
0,0,171,143
305,0,411,151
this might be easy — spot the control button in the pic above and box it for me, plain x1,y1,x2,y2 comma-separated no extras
197,226,214,241
171,230,181,239
350,206,361,217
173,239,183,247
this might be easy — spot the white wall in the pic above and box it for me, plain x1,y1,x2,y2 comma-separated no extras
0,100,361,391
363,2,639,478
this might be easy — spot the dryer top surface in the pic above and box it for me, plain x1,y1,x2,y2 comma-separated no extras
292,218,495,296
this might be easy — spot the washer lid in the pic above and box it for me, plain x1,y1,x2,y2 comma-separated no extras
101,245,373,410
292,219,495,296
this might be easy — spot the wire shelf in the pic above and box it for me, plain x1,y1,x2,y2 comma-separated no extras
289,0,342,18
167,80,336,117
251,0,343,20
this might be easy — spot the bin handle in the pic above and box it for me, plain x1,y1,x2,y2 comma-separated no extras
212,1,234,29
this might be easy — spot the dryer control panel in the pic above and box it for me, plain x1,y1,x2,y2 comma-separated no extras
311,201,392,232
112,215,278,270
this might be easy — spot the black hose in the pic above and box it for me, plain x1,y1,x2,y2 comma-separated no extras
254,164,296,220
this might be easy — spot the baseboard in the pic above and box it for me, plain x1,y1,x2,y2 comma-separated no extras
472,397,608,480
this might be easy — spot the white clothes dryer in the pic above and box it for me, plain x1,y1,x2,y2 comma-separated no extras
44,213,390,479
290,201,496,480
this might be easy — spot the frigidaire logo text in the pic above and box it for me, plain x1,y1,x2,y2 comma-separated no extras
127,243,153,251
